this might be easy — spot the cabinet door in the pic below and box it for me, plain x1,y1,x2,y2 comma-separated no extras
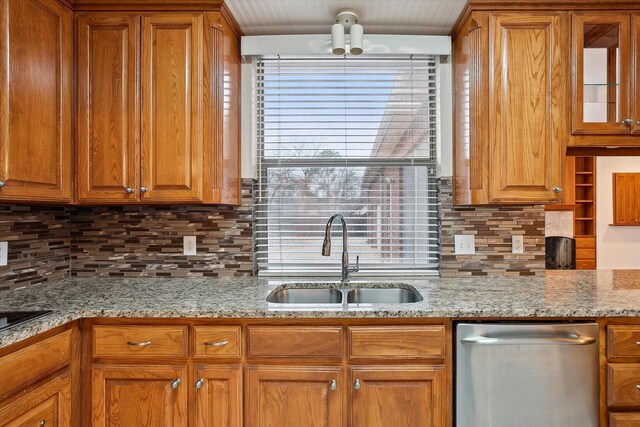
634,14,640,135
91,365,187,427
76,14,140,203
350,367,445,427
0,371,71,427
141,13,203,203
0,0,72,202
613,173,640,225
572,13,632,134
488,13,568,203
245,366,343,427
194,366,241,427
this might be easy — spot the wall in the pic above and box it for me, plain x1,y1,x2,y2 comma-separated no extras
596,157,640,269
0,205,70,291
439,177,546,277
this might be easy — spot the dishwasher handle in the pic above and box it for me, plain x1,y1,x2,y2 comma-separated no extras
461,333,596,346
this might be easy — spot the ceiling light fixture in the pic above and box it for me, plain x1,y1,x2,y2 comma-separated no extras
331,10,364,55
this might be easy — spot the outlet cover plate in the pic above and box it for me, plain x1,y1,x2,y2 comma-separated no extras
183,236,197,256
0,241,7,266
454,235,475,255
512,235,524,254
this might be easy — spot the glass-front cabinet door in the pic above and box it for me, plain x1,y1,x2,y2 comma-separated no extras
571,13,632,134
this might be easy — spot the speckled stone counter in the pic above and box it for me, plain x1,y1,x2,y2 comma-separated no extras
1,270,639,349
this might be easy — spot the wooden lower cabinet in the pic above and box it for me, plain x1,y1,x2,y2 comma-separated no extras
245,366,343,427
91,365,188,427
0,371,71,427
193,366,242,427
349,367,445,427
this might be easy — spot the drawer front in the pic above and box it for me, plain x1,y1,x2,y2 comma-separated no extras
0,330,71,397
576,260,596,270
348,326,446,359
609,326,640,358
610,413,640,427
93,325,187,358
608,364,640,407
247,326,342,358
192,326,241,358
575,237,596,249
576,248,596,260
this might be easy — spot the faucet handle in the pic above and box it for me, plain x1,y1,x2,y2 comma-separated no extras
349,255,360,273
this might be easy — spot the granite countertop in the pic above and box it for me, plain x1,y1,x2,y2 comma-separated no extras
1,269,640,349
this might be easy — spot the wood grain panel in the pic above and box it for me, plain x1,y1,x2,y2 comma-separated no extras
247,326,342,358
76,13,140,203
611,412,640,427
92,325,187,358
192,326,241,358
350,367,445,427
489,13,568,203
609,326,640,358
348,326,445,360
575,236,597,249
0,370,71,427
0,330,71,398
634,14,640,136
91,365,187,427
613,173,640,225
141,13,203,203
245,366,342,427
608,364,640,407
194,366,242,427
0,0,71,202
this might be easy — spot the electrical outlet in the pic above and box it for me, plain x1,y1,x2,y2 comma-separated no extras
0,241,7,266
512,235,524,254
183,236,197,256
454,235,475,255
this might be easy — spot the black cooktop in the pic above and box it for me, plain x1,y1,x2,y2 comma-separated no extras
0,311,53,331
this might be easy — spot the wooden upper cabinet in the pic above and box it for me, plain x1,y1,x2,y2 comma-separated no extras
634,14,640,136
92,365,188,427
488,13,568,203
613,173,640,225
141,13,204,203
76,13,140,203
0,0,72,203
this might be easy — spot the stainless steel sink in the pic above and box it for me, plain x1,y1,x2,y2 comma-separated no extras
346,287,423,304
266,288,343,304
266,284,423,305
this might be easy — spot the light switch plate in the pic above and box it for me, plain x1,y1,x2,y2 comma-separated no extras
0,241,7,266
512,235,524,254
454,235,475,255
183,236,197,256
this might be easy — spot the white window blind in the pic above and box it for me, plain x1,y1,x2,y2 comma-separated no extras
255,56,439,275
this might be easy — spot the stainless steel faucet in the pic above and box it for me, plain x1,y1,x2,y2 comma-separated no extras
322,213,359,281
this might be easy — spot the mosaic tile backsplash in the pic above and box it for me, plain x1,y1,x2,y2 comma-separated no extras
439,177,546,277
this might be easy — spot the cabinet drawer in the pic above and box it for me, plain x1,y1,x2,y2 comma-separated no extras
348,326,446,359
608,364,640,407
610,413,640,427
0,330,71,398
93,325,187,358
609,326,640,358
192,326,241,358
576,248,596,260
247,326,342,358
576,260,596,269
575,237,596,249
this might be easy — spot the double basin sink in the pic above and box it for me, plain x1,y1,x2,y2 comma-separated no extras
266,284,423,305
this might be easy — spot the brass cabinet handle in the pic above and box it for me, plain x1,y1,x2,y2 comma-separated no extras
140,186,149,193
125,187,135,193
329,379,337,391
195,378,205,390
127,340,152,347
170,378,181,389
354,379,361,390
204,340,229,347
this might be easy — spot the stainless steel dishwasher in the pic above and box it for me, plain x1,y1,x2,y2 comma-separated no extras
456,322,599,427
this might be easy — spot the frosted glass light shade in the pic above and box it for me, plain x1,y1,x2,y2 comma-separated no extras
350,23,363,55
332,23,345,55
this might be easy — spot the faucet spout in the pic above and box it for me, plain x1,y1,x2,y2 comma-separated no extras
321,213,359,281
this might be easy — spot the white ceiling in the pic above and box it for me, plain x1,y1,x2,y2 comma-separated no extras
225,0,467,36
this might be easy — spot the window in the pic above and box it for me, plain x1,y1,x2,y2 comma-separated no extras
255,56,439,275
